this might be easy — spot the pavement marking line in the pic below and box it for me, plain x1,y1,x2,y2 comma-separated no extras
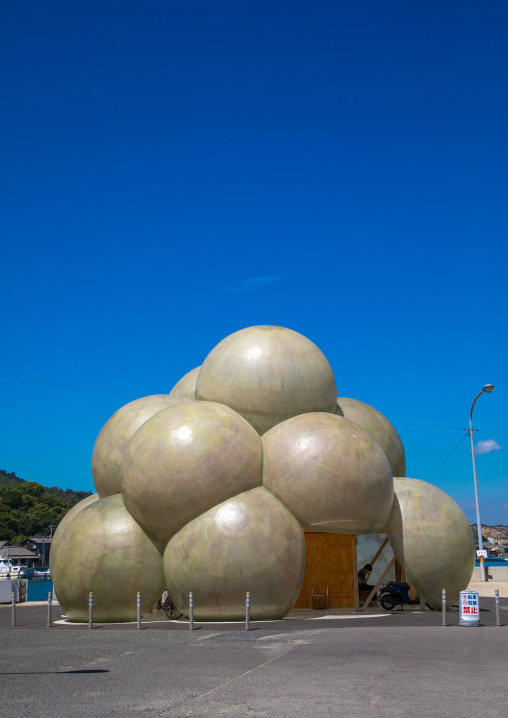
53,619,174,626
158,630,319,718
306,614,391,620
52,618,283,626
175,619,282,624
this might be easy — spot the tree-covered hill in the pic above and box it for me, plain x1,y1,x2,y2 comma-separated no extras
0,470,91,506
0,470,92,544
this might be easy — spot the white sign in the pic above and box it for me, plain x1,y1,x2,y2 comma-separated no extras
476,550,488,558
459,591,480,626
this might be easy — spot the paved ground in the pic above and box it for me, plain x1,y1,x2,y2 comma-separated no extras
0,596,506,630
467,579,507,597
1,594,507,717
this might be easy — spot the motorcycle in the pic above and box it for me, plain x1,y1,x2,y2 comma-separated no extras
378,581,421,611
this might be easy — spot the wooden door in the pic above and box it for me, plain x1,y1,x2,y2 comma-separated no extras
293,531,356,608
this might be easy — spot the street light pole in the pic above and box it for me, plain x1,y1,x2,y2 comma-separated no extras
469,384,494,582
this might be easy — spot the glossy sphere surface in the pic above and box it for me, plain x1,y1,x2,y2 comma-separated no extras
50,493,99,563
92,394,190,497
169,366,200,400
122,401,263,542
336,397,406,477
263,413,394,534
163,487,305,620
195,326,337,435
387,477,475,608
51,494,165,622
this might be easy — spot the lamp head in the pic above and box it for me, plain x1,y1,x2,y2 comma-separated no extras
483,384,495,393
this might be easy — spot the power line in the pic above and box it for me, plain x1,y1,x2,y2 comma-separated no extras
0,375,140,398
393,421,467,431
428,431,470,481
474,429,508,439
1,373,506,439
393,422,508,439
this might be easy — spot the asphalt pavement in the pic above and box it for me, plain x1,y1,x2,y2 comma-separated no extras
0,596,506,630
1,596,507,717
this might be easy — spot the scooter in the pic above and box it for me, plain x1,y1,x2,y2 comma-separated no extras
378,581,421,611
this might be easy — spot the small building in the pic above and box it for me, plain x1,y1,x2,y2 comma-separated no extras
20,537,52,567
0,544,39,568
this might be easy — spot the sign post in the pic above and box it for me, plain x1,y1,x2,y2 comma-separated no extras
459,590,480,627
476,549,488,582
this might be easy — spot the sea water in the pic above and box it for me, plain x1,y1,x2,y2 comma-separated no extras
474,558,507,567
27,576,54,601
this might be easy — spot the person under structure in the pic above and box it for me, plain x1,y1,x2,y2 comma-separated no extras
358,563,379,606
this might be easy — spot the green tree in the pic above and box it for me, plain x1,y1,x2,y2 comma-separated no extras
0,470,91,543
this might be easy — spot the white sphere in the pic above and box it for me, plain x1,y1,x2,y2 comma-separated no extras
92,394,190,497
163,487,305,620
122,401,263,543
263,412,394,534
169,366,200,400
336,397,406,477
387,477,475,608
196,325,337,435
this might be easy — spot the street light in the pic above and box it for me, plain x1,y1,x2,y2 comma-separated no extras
469,384,495,581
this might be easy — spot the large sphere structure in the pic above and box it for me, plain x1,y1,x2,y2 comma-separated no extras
92,394,190,497
263,412,394,534
195,326,337,435
121,401,263,543
51,494,165,622
336,397,406,477
50,492,99,563
53,322,472,624
163,487,305,621
386,477,475,608
169,366,200,400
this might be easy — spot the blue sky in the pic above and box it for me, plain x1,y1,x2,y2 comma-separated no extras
1,1,507,524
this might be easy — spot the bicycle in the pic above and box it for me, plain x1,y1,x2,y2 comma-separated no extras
163,595,183,620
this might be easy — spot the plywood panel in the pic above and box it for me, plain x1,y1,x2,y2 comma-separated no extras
293,532,356,608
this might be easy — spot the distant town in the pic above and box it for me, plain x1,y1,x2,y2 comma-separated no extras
470,524,508,554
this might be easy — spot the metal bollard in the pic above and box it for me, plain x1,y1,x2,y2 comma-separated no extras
420,595,426,612
47,592,52,627
495,589,501,626
11,592,16,627
189,592,194,630
442,588,447,626
245,591,250,631
479,556,487,582
137,592,141,629
89,591,93,629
